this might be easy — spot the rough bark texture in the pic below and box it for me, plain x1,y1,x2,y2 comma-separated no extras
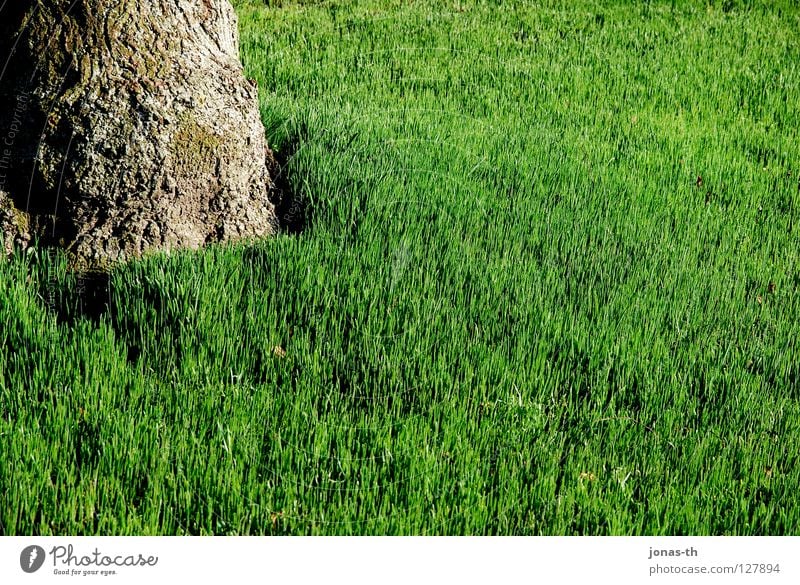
0,0,277,269
0,190,30,256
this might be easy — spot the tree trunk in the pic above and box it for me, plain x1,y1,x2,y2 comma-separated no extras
0,0,277,269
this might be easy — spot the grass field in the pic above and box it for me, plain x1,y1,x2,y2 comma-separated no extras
2,0,800,535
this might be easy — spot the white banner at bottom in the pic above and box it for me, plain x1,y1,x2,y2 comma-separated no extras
1,536,797,585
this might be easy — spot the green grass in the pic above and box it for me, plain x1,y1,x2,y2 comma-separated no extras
2,0,800,534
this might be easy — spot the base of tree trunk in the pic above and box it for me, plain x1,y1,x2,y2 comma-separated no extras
0,0,277,270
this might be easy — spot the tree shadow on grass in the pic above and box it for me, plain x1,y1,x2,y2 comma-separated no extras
28,246,112,326
267,128,312,236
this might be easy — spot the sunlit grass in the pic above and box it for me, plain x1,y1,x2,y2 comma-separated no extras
2,0,799,534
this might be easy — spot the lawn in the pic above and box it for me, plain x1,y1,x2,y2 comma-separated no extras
1,0,799,534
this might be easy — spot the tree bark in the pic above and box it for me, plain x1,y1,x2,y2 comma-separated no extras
0,0,277,269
